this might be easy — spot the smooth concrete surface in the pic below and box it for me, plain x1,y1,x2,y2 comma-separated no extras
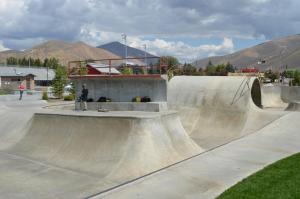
168,76,284,149
74,76,167,102
0,77,300,198
261,85,288,108
0,110,201,198
75,102,168,112
261,85,300,111
285,102,300,111
281,85,300,103
0,94,47,150
94,112,300,199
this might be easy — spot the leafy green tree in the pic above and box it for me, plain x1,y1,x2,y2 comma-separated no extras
205,65,216,76
216,64,227,76
207,60,213,67
159,56,180,73
264,70,279,82
52,65,67,98
34,58,42,66
6,57,18,65
198,68,205,76
225,62,235,73
183,63,197,75
293,70,300,86
121,66,133,75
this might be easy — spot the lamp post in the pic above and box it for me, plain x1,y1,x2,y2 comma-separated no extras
121,33,127,66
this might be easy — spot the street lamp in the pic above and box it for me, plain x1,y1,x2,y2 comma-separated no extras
121,33,127,66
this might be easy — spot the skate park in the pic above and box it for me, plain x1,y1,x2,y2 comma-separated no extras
0,75,300,199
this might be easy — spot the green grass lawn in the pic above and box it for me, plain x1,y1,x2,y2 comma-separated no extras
217,153,300,199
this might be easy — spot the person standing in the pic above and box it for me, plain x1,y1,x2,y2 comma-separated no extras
80,84,88,111
19,83,25,100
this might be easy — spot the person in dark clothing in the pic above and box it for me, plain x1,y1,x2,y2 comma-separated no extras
80,84,88,111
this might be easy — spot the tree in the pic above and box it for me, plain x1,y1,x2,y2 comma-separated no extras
207,60,213,67
293,70,300,86
216,64,227,76
205,65,216,76
183,63,197,75
52,65,67,98
225,62,235,73
264,70,279,82
34,58,42,66
159,56,179,73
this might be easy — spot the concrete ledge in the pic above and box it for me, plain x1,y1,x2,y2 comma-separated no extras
75,102,168,112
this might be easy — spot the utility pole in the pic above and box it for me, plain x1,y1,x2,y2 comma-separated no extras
45,43,49,86
143,44,147,66
121,33,127,66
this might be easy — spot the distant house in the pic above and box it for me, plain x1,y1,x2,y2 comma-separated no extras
241,68,259,73
0,66,55,89
86,63,121,75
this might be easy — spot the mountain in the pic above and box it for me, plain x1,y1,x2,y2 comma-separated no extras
98,42,157,64
194,34,300,71
0,40,120,66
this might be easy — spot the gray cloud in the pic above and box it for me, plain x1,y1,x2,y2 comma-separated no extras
0,0,300,59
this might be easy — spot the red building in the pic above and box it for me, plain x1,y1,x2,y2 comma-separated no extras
241,68,259,73
86,63,121,75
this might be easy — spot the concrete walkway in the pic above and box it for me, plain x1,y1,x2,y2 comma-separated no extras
94,111,300,199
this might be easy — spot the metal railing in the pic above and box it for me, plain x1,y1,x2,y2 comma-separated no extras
68,57,167,77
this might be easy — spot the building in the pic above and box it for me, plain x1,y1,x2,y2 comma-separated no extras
0,66,55,90
86,63,121,75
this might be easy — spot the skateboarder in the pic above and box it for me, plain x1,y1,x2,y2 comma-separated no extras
18,83,25,100
80,84,88,111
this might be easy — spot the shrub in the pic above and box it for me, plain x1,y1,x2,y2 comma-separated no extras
0,88,14,95
64,94,74,101
42,91,48,100
122,66,133,75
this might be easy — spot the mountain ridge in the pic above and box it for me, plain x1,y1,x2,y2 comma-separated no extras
194,34,300,71
0,40,120,66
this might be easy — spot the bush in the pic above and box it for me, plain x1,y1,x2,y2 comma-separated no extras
0,88,14,95
42,91,48,100
64,94,74,101
122,66,133,75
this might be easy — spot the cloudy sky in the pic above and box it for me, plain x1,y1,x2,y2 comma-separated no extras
1,0,300,62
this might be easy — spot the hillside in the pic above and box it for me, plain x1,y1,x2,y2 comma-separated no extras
194,34,300,71
0,40,120,66
98,41,159,65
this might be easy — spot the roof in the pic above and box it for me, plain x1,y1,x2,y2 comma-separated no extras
0,66,55,80
87,63,120,74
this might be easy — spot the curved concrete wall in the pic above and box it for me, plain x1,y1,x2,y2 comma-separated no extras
261,85,287,108
168,76,262,149
261,85,300,109
281,86,300,103
0,112,201,198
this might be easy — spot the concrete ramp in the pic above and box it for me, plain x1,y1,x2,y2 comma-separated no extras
261,85,300,111
281,86,300,103
168,76,283,149
0,112,201,198
285,102,300,111
261,85,288,108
